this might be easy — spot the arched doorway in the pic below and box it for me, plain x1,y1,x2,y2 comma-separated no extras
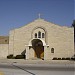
32,39,44,59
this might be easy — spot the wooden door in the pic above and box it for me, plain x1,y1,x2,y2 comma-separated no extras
35,46,44,59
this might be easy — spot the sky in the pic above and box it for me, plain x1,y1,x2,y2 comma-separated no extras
0,0,74,36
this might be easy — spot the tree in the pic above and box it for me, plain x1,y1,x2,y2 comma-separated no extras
72,20,75,60
72,20,75,27
72,20,75,58
72,20,75,42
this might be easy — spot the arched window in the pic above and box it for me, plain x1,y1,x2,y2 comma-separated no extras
38,31,41,38
51,48,54,53
42,33,44,38
35,33,37,38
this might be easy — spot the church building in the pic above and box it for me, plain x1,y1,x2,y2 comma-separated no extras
0,18,74,60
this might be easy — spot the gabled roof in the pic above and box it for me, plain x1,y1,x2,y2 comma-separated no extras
11,18,72,31
23,18,70,28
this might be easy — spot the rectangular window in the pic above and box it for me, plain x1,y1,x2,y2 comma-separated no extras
35,33,37,38
38,31,41,38
42,33,44,38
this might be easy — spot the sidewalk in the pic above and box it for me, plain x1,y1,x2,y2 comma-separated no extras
0,59,75,64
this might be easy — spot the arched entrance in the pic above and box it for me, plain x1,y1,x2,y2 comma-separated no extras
32,39,44,59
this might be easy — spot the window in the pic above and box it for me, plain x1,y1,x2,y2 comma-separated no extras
42,33,44,38
35,33,37,38
51,48,54,53
38,31,41,38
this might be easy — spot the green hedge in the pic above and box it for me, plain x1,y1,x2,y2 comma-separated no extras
62,58,66,60
7,54,25,59
71,58,75,61
52,57,58,60
66,57,70,60
57,58,61,60
7,54,13,59
15,55,25,59
53,57,71,60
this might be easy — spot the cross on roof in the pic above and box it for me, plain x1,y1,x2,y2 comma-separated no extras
38,13,41,19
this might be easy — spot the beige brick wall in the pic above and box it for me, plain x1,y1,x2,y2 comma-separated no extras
0,44,8,58
9,30,14,55
47,26,74,58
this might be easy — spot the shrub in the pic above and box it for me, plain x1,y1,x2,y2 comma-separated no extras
71,58,75,61
62,58,66,60
66,57,70,60
52,57,57,60
15,55,25,59
7,54,13,59
12,56,15,59
57,58,61,60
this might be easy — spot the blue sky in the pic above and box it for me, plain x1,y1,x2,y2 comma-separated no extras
0,0,74,35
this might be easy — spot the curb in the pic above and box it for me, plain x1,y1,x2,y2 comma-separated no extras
0,72,4,75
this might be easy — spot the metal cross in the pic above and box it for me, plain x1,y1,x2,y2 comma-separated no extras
38,13,41,19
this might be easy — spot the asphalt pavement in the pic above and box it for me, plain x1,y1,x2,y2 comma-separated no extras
0,62,75,75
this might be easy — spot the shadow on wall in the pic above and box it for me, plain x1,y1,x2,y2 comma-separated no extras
21,49,26,55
